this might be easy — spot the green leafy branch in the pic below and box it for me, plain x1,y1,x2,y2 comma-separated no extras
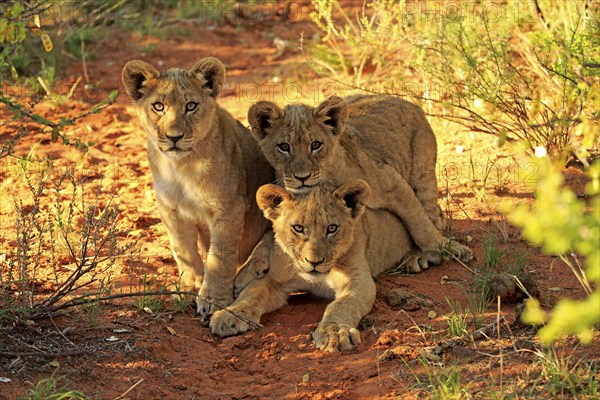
506,159,600,344
0,90,119,158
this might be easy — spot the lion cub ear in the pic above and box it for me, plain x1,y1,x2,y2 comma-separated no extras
313,96,349,136
189,57,226,98
334,179,371,219
257,184,293,221
122,60,159,101
248,102,284,141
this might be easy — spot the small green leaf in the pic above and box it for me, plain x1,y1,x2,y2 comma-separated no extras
16,22,26,42
10,65,18,81
108,90,119,103
497,128,507,147
51,126,59,142
302,373,309,383
6,24,15,43
521,298,546,326
11,2,24,16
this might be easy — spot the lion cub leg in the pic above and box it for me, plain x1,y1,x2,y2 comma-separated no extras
158,203,204,297
210,276,289,337
312,264,376,353
234,230,275,297
410,165,446,232
197,210,248,315
410,128,446,232
373,172,472,262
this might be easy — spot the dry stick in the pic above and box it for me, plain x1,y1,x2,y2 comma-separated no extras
38,290,263,330
113,378,144,400
400,310,430,346
81,33,90,83
424,316,506,356
497,296,503,392
0,349,89,357
48,312,76,347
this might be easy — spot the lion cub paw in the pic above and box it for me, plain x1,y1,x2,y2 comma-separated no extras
444,240,473,262
401,250,443,273
312,322,361,353
234,259,270,298
197,286,234,317
210,309,253,337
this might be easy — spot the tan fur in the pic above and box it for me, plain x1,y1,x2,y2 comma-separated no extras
210,180,439,352
247,95,472,260
122,58,274,315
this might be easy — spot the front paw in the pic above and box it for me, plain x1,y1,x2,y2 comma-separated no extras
312,322,361,353
210,309,253,337
444,239,473,262
197,285,234,317
234,260,270,298
400,250,442,273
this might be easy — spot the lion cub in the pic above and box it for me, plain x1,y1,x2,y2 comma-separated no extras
211,180,437,352
247,95,472,261
122,58,274,315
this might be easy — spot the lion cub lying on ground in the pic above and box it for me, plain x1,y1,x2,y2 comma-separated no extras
122,58,274,315
248,95,472,261
210,180,440,352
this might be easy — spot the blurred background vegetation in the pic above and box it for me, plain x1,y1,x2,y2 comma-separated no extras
304,0,599,346
0,0,598,346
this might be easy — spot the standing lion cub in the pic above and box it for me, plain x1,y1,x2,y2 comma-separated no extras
211,180,435,352
122,58,274,315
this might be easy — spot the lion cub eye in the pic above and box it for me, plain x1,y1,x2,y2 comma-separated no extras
310,141,323,152
291,224,304,234
326,224,339,235
277,143,291,153
152,102,165,112
185,102,198,113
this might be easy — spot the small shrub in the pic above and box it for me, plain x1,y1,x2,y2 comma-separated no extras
445,299,469,338
19,364,88,400
0,162,139,323
307,0,599,160
508,158,599,344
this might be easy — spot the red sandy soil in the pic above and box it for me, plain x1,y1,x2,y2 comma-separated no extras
1,3,598,399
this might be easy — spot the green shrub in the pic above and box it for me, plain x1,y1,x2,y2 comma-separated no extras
0,1,120,158
19,364,88,400
307,0,599,160
508,158,599,344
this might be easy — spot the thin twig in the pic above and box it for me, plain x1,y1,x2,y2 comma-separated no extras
423,316,506,356
48,312,76,347
0,349,89,357
113,378,144,400
36,290,263,330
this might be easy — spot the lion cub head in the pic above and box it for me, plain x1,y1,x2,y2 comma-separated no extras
257,180,371,276
248,96,349,192
122,57,225,160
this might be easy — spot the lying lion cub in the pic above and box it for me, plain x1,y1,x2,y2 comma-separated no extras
210,180,438,352
248,95,472,262
122,58,274,315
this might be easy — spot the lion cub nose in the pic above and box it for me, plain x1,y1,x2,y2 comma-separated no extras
305,257,324,268
294,172,311,183
166,134,184,144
